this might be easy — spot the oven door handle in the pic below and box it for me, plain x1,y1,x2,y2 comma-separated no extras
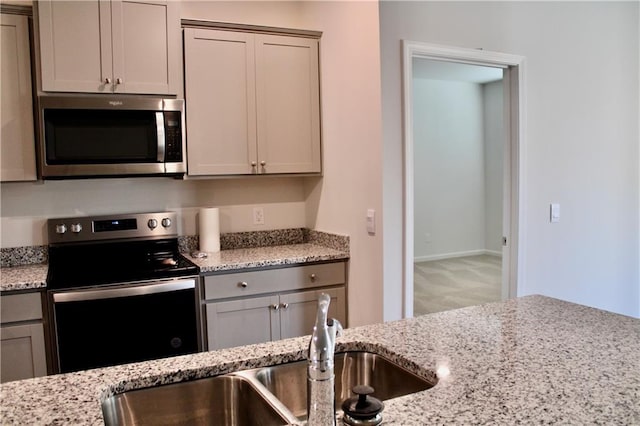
52,279,195,303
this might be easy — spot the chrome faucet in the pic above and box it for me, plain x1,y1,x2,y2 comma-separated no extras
307,293,343,426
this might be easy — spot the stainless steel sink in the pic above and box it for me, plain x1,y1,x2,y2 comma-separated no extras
101,375,291,426
101,351,436,425
250,351,437,421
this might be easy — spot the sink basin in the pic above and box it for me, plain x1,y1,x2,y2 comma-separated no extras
101,375,291,426
249,351,437,421
101,351,436,425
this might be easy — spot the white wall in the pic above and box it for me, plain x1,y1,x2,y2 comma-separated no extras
381,1,640,318
483,80,504,253
413,79,486,260
0,178,306,246
299,1,384,327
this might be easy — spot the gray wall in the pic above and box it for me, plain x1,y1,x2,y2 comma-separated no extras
413,78,503,260
483,80,504,254
413,78,487,260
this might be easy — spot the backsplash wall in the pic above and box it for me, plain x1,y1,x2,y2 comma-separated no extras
0,177,306,247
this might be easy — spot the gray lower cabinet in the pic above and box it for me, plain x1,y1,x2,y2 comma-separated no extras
0,292,47,383
203,262,347,351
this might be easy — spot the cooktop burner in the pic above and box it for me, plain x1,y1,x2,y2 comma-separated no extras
46,212,199,290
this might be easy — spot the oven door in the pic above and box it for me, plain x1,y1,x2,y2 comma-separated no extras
49,277,200,374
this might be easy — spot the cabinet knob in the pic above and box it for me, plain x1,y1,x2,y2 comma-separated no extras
260,161,266,167
238,281,248,288
310,273,317,282
270,303,280,311
104,77,112,84
251,161,257,167
116,78,123,85
280,303,289,310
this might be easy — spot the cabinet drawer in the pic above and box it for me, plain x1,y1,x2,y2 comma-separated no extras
1,293,43,324
204,262,345,300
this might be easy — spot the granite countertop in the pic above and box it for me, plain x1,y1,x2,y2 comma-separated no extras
1,295,638,424
0,264,48,293
0,243,349,293
187,243,349,273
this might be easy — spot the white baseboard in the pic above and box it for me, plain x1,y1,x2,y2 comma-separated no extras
415,249,502,263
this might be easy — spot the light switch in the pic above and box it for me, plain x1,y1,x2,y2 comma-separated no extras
366,209,376,234
550,203,560,223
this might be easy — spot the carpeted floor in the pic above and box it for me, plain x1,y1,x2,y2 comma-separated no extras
414,254,502,316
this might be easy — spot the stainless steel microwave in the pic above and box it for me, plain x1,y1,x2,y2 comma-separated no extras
37,95,186,179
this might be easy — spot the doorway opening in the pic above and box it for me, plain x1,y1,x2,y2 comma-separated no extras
402,41,525,318
412,59,504,315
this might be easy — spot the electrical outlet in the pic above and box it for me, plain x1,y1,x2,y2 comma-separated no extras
425,232,432,243
253,207,265,225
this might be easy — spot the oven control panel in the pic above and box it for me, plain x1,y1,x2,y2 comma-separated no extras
48,212,178,244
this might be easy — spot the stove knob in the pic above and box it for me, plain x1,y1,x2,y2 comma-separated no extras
161,218,172,228
148,218,158,229
55,224,67,234
70,223,83,233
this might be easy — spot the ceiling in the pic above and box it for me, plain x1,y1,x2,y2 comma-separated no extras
413,58,503,84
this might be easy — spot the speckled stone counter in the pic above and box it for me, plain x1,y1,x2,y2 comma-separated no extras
188,243,349,273
0,264,47,293
0,229,349,293
1,295,638,425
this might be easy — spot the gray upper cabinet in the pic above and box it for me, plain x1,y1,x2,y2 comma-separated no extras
1,12,37,182
184,27,321,176
37,0,180,94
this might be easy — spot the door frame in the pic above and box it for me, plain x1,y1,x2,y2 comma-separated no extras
402,41,526,318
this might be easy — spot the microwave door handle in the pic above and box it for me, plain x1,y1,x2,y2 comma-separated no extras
156,112,165,162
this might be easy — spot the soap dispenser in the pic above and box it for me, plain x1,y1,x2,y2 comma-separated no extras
341,385,384,426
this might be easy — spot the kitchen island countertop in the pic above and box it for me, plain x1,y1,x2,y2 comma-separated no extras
1,295,638,425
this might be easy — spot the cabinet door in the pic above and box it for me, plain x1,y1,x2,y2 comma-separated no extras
0,323,47,383
1,14,36,181
38,0,113,92
110,0,179,94
184,28,257,175
206,295,280,350
255,34,321,174
280,287,346,340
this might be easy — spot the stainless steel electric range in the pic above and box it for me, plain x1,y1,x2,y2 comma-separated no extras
45,212,201,374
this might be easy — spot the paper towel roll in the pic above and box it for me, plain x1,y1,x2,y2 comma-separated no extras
199,207,220,253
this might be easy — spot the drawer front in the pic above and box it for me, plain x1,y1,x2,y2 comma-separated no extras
1,292,43,324
204,262,346,300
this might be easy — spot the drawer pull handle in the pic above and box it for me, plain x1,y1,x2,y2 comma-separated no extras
238,281,248,288
310,273,317,282
280,303,289,310
270,303,280,311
